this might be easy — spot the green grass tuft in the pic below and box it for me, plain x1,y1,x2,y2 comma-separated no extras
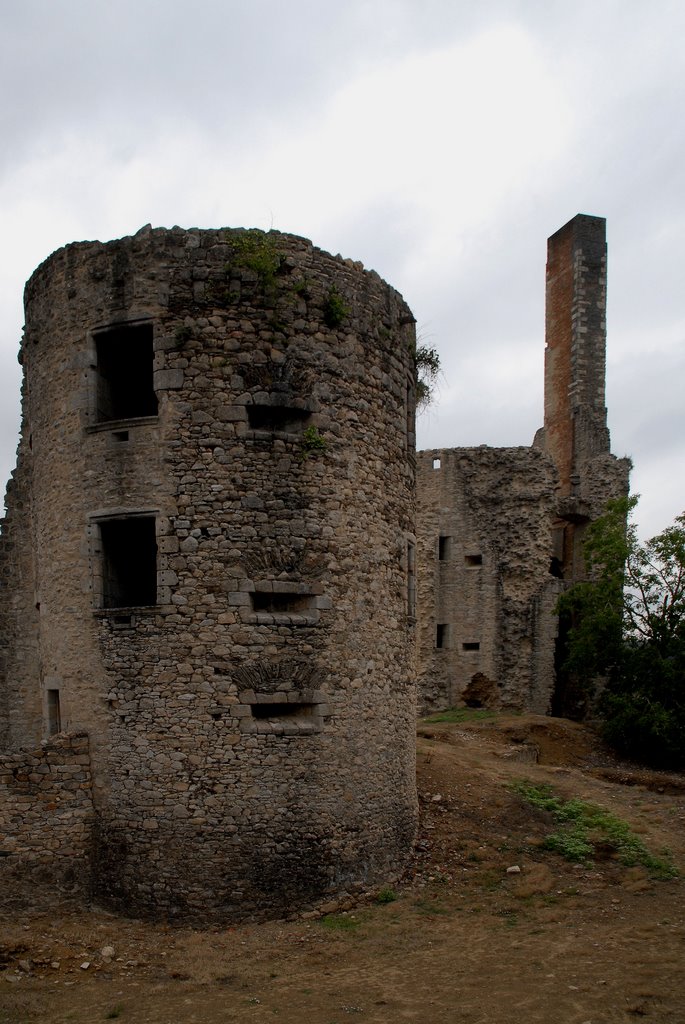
320,913,360,932
511,780,678,878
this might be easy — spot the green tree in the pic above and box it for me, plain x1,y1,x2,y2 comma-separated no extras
558,498,685,767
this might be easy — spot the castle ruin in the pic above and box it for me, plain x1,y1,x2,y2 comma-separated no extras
0,213,629,920
416,214,630,715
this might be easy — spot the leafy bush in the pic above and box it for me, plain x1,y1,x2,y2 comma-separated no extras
557,498,685,767
322,287,349,328
414,344,440,408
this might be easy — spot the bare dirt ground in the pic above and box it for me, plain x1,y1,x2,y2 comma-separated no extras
2,714,685,1024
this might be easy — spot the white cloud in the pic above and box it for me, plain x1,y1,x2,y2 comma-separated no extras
0,1,683,539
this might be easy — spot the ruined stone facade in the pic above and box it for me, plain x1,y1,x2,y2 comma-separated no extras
0,226,418,920
417,215,630,714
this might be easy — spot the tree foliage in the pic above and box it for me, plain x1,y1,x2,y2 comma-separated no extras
557,497,685,768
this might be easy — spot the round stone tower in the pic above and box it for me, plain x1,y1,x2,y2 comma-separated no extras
10,225,418,920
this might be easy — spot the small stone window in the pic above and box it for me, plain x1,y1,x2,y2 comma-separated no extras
47,689,61,736
246,405,310,432
100,517,157,608
438,535,451,561
462,641,480,652
239,690,329,735
465,554,483,567
436,623,449,648
432,457,441,470
251,702,315,721
94,322,157,423
251,592,313,614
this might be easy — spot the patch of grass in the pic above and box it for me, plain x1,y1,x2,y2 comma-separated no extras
322,287,349,328
511,780,678,878
104,1007,124,1020
422,707,496,724
228,229,282,288
320,913,360,932
299,425,327,462
376,886,398,904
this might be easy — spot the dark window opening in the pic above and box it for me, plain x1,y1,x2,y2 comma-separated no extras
112,430,129,442
251,592,312,613
407,540,416,618
462,641,480,651
247,404,310,432
465,554,483,566
549,556,563,578
251,702,314,720
95,323,157,422
438,535,451,561
47,689,61,736
100,517,157,608
436,623,448,649
432,457,441,470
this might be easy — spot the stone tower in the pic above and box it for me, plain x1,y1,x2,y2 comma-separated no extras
0,225,418,920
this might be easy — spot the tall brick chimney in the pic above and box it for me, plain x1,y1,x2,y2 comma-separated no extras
543,214,610,497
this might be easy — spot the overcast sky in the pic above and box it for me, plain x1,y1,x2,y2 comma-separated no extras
1,0,683,539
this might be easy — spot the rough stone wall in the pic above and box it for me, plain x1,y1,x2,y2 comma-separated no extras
417,214,629,716
0,733,93,886
0,225,418,921
416,447,560,713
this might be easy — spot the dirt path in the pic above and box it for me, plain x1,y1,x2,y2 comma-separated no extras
2,715,684,1023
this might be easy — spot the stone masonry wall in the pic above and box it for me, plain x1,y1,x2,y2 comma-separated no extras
0,732,93,887
416,446,561,714
0,225,418,922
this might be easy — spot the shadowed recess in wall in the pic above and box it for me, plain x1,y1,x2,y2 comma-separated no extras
233,659,316,695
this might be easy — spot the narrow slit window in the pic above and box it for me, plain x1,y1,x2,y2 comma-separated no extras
47,689,61,736
438,535,451,561
465,554,483,566
436,623,448,649
95,323,157,422
100,517,157,608
462,642,480,652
